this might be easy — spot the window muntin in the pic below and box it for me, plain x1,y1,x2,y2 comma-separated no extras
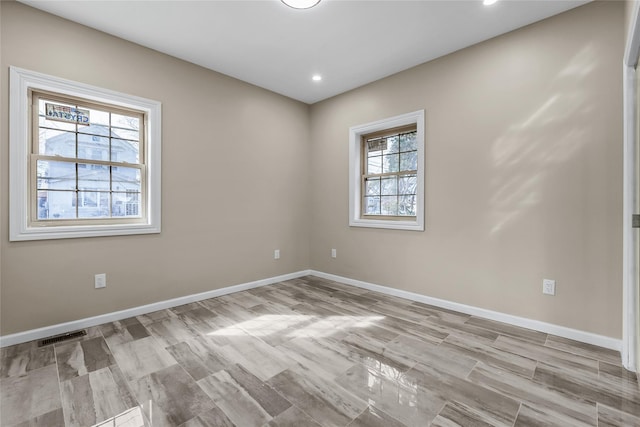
362,126,418,218
30,91,145,225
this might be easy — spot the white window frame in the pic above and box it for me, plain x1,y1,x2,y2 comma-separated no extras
9,67,162,241
349,110,425,231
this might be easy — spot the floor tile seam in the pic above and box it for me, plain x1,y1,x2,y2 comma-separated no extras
535,359,640,400
265,377,298,420
366,305,428,326
528,363,613,411
155,361,219,422
430,394,519,427
96,326,153,427
440,336,537,378
269,369,364,427
595,401,640,423
543,341,619,366
353,404,409,427
283,401,323,427
394,333,445,351
489,337,540,369
52,341,67,427
464,317,549,343
441,399,520,427
344,404,370,427
510,402,522,427
492,334,599,368
465,360,483,381
347,340,416,375
427,400,449,426
593,370,640,399
467,362,563,416
226,362,296,419
210,379,276,422
384,330,421,348
116,371,153,427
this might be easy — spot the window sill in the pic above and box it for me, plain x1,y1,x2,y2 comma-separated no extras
349,217,424,231
10,222,161,241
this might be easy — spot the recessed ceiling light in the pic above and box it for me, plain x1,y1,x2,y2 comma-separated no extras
282,0,321,9
312,75,322,82
483,0,498,5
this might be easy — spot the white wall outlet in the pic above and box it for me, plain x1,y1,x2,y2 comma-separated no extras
542,279,556,296
274,249,280,260
95,273,106,289
331,248,337,258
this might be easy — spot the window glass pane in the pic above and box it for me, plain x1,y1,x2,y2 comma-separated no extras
40,129,75,157
38,190,76,219
113,167,141,192
38,115,76,132
37,191,49,219
381,177,397,196
400,151,418,172
365,177,380,196
365,196,380,215
38,99,77,131
87,108,109,126
37,160,76,190
78,164,110,190
400,132,417,152
398,174,417,195
381,196,398,216
78,134,109,160
78,192,110,218
88,147,109,161
78,124,110,138
367,155,382,175
112,128,139,142
112,192,141,217
383,154,399,173
112,139,140,164
383,136,400,154
112,113,140,131
398,195,416,216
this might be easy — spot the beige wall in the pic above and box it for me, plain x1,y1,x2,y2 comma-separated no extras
310,1,624,338
0,2,311,335
0,1,626,340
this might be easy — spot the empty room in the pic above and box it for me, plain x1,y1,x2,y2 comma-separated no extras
1,0,639,426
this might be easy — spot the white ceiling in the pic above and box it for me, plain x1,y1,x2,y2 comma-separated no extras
20,0,590,104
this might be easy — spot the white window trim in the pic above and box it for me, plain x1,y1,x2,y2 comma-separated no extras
9,66,162,241
349,110,425,231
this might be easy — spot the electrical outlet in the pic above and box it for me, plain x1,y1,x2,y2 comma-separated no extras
95,273,106,289
331,248,337,258
274,249,280,260
542,279,556,296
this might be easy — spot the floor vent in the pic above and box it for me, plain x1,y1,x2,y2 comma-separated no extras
38,330,87,347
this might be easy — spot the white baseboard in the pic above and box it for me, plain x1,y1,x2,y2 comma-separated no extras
1,269,621,354
0,270,312,348
310,270,622,352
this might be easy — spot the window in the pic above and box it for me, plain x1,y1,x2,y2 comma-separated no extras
349,110,425,230
10,67,161,241
362,126,418,217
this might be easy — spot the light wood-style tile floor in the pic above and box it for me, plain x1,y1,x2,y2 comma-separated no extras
1,275,639,426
